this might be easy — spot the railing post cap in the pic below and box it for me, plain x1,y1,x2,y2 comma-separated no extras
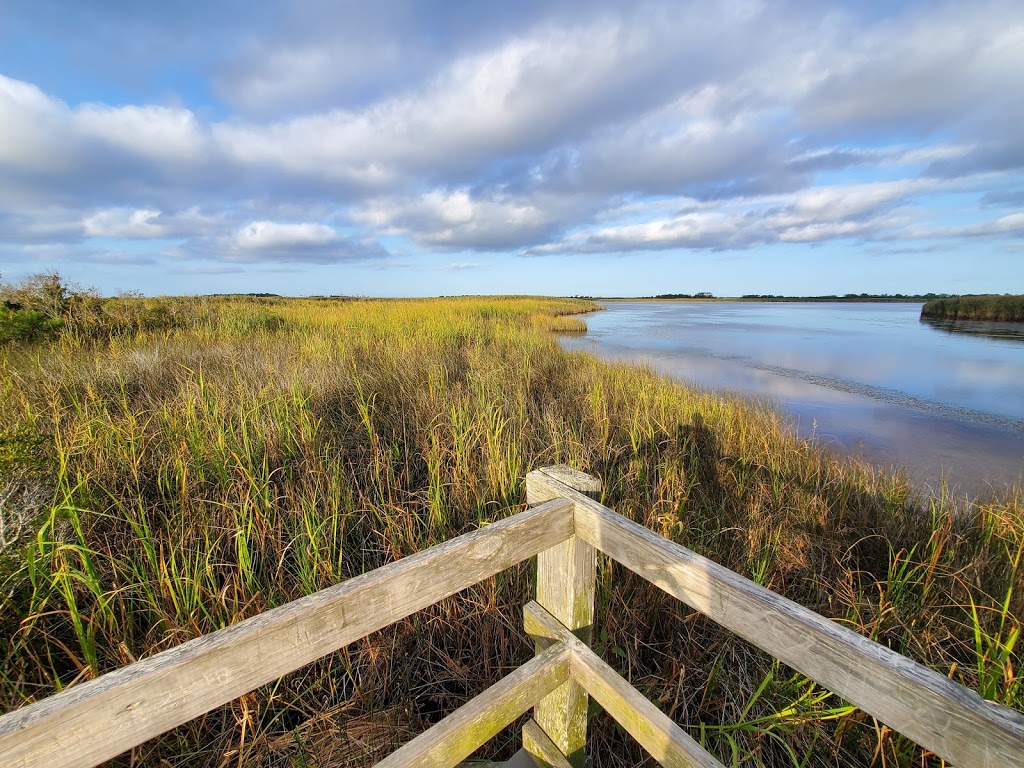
529,465,602,498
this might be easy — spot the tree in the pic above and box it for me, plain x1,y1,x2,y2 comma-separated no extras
2,273,73,318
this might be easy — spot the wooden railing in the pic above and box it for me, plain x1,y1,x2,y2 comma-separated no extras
2,465,1023,767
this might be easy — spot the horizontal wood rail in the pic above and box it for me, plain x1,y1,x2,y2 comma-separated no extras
375,642,571,768
526,466,1024,768
525,600,724,768
0,499,573,768
2,465,1023,767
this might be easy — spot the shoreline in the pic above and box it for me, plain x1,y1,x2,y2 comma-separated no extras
562,303,1024,499
592,296,929,303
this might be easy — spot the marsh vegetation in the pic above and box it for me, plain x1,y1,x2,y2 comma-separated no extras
0,280,1021,766
921,295,1024,322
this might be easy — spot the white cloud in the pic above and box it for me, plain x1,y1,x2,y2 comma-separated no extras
74,104,207,164
218,38,407,115
80,207,228,240
992,213,1024,233
355,188,597,250
563,99,792,195
786,180,937,220
2,1,1024,282
0,76,208,179
0,75,79,174
588,212,753,250
799,5,1024,134
162,220,388,265
919,212,1024,239
527,175,996,255
83,208,167,238
776,220,880,243
210,7,784,187
0,205,83,244
234,221,338,250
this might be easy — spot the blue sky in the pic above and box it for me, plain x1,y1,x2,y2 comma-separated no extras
0,0,1022,297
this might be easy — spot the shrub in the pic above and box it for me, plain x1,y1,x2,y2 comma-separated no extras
0,306,63,345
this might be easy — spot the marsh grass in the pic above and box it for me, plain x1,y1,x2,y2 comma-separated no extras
921,295,1024,322
0,295,1021,766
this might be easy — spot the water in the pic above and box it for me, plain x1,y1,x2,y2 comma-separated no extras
561,302,1024,498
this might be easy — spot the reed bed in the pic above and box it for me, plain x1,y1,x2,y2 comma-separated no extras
921,294,1024,322
0,294,1021,767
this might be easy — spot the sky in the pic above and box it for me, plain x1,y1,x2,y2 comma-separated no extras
0,1,1022,297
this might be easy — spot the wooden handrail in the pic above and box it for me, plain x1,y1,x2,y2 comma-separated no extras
526,467,1024,768
3,464,1024,768
375,642,571,767
0,498,574,768
525,600,724,768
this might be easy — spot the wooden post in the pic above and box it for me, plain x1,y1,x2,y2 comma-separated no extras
525,465,602,768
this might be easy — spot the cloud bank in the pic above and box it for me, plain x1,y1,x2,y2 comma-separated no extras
0,1,1021,292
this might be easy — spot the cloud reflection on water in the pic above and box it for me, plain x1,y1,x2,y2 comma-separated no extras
563,302,1024,497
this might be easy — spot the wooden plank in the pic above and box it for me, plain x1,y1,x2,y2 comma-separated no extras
526,470,1024,768
0,500,575,768
527,465,603,504
522,718,578,768
526,467,601,768
525,601,724,768
374,642,570,768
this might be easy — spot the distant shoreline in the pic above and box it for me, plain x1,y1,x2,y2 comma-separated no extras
587,296,932,303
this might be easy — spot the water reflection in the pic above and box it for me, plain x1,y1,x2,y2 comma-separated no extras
920,316,1024,343
563,302,1024,498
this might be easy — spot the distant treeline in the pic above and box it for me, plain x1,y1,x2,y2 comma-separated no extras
921,295,1024,322
570,293,717,300
739,293,948,302
574,292,952,302
651,292,716,299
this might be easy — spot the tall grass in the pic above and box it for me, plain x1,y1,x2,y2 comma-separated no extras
0,295,1021,766
921,295,1024,322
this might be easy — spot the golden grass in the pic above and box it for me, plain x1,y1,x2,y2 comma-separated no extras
0,295,1020,767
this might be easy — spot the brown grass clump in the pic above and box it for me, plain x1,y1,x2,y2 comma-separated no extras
0,294,1020,767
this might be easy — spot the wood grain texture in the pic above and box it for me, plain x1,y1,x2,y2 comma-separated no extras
525,601,725,768
374,642,570,768
525,465,602,506
525,469,1024,768
0,499,574,768
522,717,575,768
526,467,602,768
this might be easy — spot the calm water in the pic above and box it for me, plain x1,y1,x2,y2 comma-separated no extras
562,302,1024,497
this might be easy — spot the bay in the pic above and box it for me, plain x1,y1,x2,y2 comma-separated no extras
562,301,1024,498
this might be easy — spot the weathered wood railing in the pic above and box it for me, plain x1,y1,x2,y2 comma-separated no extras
2,465,1023,767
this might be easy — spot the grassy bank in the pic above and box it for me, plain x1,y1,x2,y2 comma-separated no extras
921,295,1024,322
1,293,1021,767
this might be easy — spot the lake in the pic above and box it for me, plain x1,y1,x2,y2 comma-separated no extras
562,301,1024,498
